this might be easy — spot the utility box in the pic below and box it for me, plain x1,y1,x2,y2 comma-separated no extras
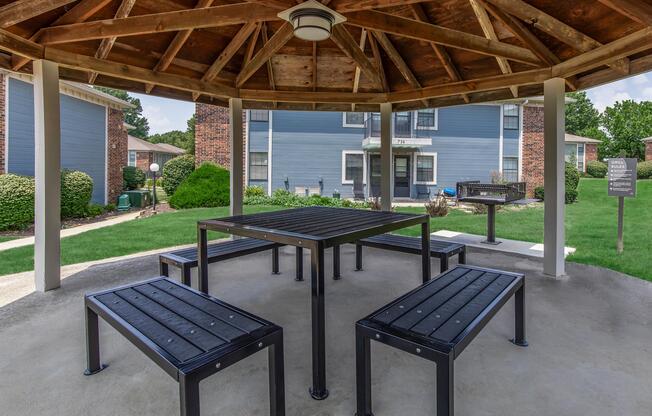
117,194,131,211
123,190,151,208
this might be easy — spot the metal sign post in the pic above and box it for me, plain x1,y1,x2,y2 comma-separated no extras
608,157,637,253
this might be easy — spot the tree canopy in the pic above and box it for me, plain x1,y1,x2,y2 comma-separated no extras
601,100,652,160
146,114,196,155
93,87,150,139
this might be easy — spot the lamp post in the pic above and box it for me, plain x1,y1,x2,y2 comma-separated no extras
149,163,160,211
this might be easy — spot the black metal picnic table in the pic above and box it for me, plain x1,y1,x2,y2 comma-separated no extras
197,206,431,400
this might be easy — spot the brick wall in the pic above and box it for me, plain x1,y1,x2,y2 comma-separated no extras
135,151,152,172
585,143,598,164
521,105,545,196
106,108,128,204
195,103,247,175
0,74,5,174
646,141,652,161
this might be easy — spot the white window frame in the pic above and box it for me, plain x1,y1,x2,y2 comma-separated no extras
503,104,519,130
249,151,269,181
413,109,438,131
577,143,585,172
342,112,365,128
250,109,269,122
341,150,366,184
127,150,137,167
413,152,438,185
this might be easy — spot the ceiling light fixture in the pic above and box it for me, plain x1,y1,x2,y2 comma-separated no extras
278,0,346,42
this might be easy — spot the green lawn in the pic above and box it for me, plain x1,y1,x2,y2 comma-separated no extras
0,235,17,243
1,179,650,281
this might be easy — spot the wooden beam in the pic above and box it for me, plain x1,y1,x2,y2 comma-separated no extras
468,0,518,97
345,10,543,66
577,54,652,90
483,0,630,74
331,0,433,13
0,0,77,28
409,4,469,103
596,0,652,27
146,0,214,94
192,21,258,100
351,28,367,111
367,32,389,92
243,0,291,9
12,0,113,71
312,41,317,110
236,23,293,88
243,22,262,68
88,0,136,84
330,24,383,89
260,23,277,108
38,4,281,45
239,89,387,104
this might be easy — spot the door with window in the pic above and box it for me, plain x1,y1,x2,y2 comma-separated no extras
394,155,410,198
369,155,381,197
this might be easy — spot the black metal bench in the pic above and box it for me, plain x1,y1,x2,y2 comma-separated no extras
84,276,285,416
159,238,299,286
355,265,526,416
354,234,467,273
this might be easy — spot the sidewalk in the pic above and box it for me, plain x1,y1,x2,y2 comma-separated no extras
0,211,141,252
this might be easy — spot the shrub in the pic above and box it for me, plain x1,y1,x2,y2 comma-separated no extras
104,203,116,212
61,169,93,218
534,186,545,200
425,193,448,217
0,174,35,231
368,197,382,211
162,154,195,196
84,204,105,217
169,163,230,209
586,160,607,178
637,161,652,179
245,185,266,197
565,189,578,204
123,166,146,190
565,162,580,191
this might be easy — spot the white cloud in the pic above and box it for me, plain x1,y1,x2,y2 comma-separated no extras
586,74,651,112
131,93,195,135
141,104,172,134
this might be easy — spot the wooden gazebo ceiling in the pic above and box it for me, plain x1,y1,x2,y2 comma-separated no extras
0,0,650,111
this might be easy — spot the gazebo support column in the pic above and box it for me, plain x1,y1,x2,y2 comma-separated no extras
229,97,243,216
33,60,61,292
380,102,392,211
543,78,566,277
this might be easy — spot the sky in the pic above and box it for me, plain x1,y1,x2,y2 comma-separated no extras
132,72,652,135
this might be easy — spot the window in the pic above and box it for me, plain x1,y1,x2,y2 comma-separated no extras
565,143,578,166
503,157,519,182
250,110,269,122
503,104,519,130
342,151,365,184
249,152,268,180
343,112,365,128
577,144,585,172
128,151,136,167
414,153,437,184
415,109,437,130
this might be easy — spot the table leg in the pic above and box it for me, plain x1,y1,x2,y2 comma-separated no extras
436,355,454,416
484,205,500,245
295,247,304,281
511,280,528,347
197,226,209,294
333,245,341,280
421,221,431,284
310,243,328,400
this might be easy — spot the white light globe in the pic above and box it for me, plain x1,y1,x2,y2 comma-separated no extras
150,163,160,173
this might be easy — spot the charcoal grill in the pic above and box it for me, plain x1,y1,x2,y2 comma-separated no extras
456,181,526,244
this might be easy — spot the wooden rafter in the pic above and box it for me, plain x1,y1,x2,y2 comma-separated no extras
260,23,277,108
37,4,281,45
484,0,630,75
330,24,383,89
409,4,469,103
468,0,518,98
88,0,136,84
351,28,367,111
243,23,262,69
596,0,652,27
367,32,389,93
344,10,543,66
0,0,77,28
330,0,434,13
236,23,293,88
145,0,215,94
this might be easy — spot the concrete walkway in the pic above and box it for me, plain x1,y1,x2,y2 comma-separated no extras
1,245,651,416
0,211,141,252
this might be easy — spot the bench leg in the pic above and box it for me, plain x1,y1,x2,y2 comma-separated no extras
272,247,280,275
159,260,169,277
458,248,467,265
268,331,286,416
440,255,449,274
511,280,528,347
355,244,363,271
295,247,304,281
436,355,454,416
333,245,341,280
355,327,372,416
179,374,200,416
84,306,105,375
421,221,431,284
182,265,192,288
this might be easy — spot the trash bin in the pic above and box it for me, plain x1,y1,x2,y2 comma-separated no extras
117,194,131,211
123,190,152,208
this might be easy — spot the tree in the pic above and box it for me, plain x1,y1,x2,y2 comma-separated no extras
565,91,601,134
601,100,652,160
94,87,150,138
186,114,196,155
148,130,193,152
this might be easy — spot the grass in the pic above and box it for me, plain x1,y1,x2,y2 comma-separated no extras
1,179,650,281
0,235,18,243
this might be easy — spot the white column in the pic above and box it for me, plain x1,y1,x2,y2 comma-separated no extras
33,60,61,292
380,102,392,211
229,98,244,216
543,78,565,277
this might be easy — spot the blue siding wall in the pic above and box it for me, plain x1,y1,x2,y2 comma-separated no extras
7,78,107,203
247,119,269,190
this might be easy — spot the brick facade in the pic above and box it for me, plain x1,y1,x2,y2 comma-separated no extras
0,74,5,174
521,105,545,196
135,151,153,172
195,103,247,173
646,141,652,161
585,143,598,163
106,108,128,204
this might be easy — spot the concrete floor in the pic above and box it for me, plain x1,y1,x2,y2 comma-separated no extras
1,246,651,416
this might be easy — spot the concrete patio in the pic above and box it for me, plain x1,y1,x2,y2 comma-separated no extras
1,245,651,416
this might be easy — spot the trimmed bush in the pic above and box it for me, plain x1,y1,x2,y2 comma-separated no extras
637,161,652,179
162,154,195,196
245,185,266,197
123,166,146,190
565,162,580,191
565,189,578,204
169,163,230,209
0,174,35,231
586,160,608,178
61,169,93,218
534,186,544,200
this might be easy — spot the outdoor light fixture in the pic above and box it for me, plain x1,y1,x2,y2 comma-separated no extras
278,0,346,42
149,163,160,212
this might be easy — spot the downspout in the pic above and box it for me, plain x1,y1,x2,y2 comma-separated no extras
518,99,528,181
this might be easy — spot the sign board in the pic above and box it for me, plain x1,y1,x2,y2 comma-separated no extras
608,158,637,197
